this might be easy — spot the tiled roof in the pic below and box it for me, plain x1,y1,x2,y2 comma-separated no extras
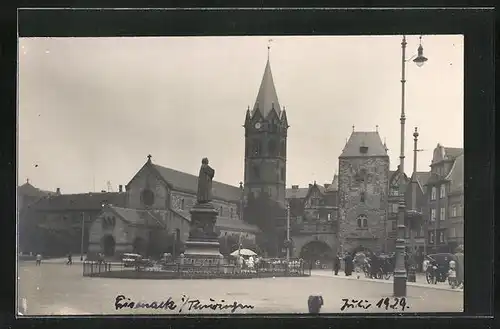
286,187,309,199
32,192,127,211
325,175,339,192
445,153,464,194
414,172,432,189
340,131,387,158
286,183,328,200
424,172,446,185
18,182,53,198
251,59,281,119
152,164,241,202
107,206,165,228
431,144,463,164
389,169,409,186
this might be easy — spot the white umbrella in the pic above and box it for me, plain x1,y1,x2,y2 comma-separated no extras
230,248,257,257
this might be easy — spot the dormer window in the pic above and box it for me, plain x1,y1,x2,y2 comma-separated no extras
360,146,368,154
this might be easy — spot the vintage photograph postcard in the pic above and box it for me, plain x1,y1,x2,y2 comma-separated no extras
17,34,464,315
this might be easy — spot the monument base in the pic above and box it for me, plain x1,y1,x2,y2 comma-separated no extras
183,202,222,264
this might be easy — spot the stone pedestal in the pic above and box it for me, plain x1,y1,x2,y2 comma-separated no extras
184,203,222,264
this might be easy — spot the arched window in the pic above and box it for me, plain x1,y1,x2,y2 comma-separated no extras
280,141,286,157
165,194,171,209
141,189,155,206
360,192,366,203
268,139,277,156
357,214,368,228
281,167,285,181
180,199,185,210
230,208,233,218
252,140,261,156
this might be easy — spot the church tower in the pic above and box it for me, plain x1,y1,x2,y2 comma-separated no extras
243,56,289,206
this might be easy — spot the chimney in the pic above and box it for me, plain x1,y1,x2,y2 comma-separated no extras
56,188,61,195
324,183,331,189
292,185,299,190
119,185,123,193
101,190,107,193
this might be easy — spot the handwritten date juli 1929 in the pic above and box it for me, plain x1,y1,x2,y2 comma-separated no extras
340,297,408,311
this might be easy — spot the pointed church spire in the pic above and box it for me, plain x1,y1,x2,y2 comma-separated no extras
252,45,281,119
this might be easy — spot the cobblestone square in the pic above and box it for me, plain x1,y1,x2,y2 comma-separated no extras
17,261,463,315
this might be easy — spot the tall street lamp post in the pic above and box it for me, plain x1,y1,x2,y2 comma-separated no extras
80,212,85,261
286,202,290,261
394,35,428,297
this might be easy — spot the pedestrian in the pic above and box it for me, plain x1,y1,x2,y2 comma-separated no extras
448,260,457,289
67,252,73,266
307,295,324,314
344,253,353,276
333,254,341,275
354,252,366,279
35,253,42,266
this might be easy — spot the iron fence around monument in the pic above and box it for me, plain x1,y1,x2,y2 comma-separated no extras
82,258,309,279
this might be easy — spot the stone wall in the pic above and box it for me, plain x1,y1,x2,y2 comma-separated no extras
338,156,389,254
170,191,239,220
88,209,133,253
126,165,170,210
126,163,240,221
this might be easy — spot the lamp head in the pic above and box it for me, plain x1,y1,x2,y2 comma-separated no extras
413,44,428,67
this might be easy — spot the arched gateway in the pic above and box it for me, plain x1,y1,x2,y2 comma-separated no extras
300,240,334,264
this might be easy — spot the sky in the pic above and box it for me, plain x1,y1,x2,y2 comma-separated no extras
18,35,464,194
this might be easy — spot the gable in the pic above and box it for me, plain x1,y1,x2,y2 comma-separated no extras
125,161,169,192
340,132,388,158
389,170,409,188
303,184,325,207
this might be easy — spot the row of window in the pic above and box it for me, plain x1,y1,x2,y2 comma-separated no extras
430,185,446,201
429,230,446,244
101,216,116,230
430,207,447,221
450,204,463,218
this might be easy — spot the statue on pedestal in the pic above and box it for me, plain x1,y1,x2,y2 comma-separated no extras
197,157,215,204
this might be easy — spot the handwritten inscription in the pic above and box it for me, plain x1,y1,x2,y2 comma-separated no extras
115,295,255,313
340,297,408,311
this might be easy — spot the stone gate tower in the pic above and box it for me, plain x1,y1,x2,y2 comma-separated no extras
338,130,389,254
243,58,289,206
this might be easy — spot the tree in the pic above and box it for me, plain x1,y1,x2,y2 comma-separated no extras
244,193,286,257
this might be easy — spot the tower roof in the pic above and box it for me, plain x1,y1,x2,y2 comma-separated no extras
340,131,388,158
252,59,281,119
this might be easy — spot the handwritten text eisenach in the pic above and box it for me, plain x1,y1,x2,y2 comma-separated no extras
115,295,255,313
